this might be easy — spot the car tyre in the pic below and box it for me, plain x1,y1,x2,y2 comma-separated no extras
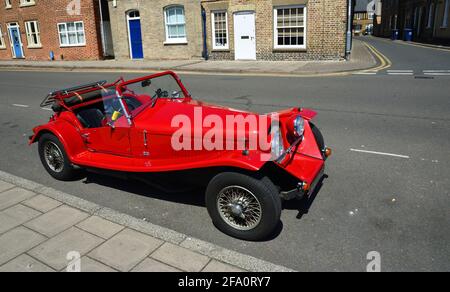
205,172,282,241
38,133,77,181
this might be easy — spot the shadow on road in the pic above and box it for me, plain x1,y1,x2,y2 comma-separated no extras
282,174,328,220
83,171,206,207
74,170,328,242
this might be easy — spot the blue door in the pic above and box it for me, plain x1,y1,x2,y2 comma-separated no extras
128,19,143,59
9,27,23,59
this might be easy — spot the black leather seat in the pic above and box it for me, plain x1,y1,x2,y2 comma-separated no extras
76,108,105,129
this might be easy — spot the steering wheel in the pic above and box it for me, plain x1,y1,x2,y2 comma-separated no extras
152,88,169,99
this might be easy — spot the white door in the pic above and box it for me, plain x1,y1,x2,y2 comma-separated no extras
234,12,256,60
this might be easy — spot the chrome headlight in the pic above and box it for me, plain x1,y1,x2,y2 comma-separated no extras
271,127,284,159
293,116,305,137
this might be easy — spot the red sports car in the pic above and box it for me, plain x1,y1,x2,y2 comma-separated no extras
30,71,330,240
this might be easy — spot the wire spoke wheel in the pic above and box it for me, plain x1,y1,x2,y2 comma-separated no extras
43,141,64,173
217,186,262,231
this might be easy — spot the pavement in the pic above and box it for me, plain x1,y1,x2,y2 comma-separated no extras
0,36,449,271
0,39,377,76
0,170,293,272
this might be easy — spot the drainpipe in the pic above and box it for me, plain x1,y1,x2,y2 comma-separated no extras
345,0,353,60
201,7,209,60
98,0,107,57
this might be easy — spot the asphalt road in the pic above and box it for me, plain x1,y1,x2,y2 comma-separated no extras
0,37,449,271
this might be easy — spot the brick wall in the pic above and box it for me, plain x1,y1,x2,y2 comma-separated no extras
202,0,347,61
108,0,203,60
0,0,103,60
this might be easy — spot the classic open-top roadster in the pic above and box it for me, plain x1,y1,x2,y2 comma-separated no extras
30,71,330,240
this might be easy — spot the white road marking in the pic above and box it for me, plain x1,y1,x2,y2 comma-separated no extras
353,72,377,75
387,70,414,75
42,108,53,111
388,72,414,75
423,70,450,72
350,148,410,159
12,104,29,108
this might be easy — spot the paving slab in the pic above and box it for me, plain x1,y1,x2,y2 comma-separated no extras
0,187,36,211
24,205,89,237
22,194,62,213
78,257,117,272
89,228,163,272
29,227,104,271
0,226,46,265
76,216,124,239
131,258,181,272
151,242,210,272
0,204,41,234
0,180,14,193
0,254,54,272
202,260,245,272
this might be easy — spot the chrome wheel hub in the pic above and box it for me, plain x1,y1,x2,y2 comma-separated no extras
217,186,262,231
44,141,64,173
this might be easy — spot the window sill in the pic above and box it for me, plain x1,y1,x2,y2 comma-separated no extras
19,3,36,8
27,45,42,49
273,47,307,52
60,44,86,48
164,41,188,45
6,6,11,9
212,48,230,52
0,46,6,50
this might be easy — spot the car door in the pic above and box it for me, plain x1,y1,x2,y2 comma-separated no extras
79,93,132,157
81,121,131,157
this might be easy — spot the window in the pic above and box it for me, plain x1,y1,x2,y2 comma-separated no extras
5,0,11,9
128,10,140,18
443,0,449,28
0,25,5,48
427,3,434,28
58,21,86,47
25,21,41,47
212,11,229,50
274,6,306,49
164,6,187,43
20,0,35,7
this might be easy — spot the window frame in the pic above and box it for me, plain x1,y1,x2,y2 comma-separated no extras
427,3,434,29
0,25,5,49
5,0,12,9
273,5,307,50
164,5,187,44
57,21,86,47
443,0,449,28
211,10,229,50
19,0,35,7
25,20,41,48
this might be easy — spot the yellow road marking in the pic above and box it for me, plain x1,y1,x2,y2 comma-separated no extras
358,42,392,73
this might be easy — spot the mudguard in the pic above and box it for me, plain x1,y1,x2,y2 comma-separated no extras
29,116,86,162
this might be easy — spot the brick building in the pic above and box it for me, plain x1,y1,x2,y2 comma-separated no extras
107,0,204,60
375,0,450,44
108,0,348,61
0,0,110,60
202,0,348,61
